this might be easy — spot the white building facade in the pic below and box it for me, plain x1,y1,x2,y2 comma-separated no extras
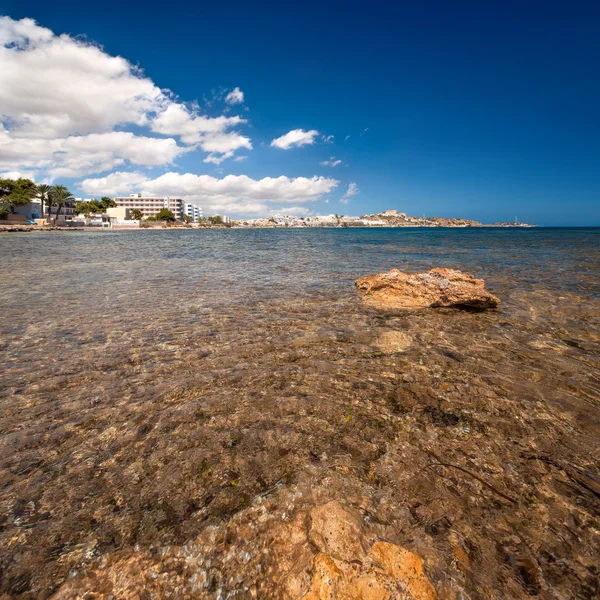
114,194,184,221
183,203,203,222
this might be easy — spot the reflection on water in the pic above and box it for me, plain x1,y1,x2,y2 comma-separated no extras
1,228,599,598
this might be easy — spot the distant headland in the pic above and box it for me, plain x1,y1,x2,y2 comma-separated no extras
234,210,537,228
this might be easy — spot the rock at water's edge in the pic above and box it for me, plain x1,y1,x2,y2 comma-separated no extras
355,268,500,311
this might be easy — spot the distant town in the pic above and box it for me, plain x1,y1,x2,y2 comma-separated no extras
0,180,537,230
237,210,536,228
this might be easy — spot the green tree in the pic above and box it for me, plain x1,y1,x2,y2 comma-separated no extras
209,215,224,225
48,185,74,223
74,200,102,217
45,189,56,220
100,197,117,210
0,206,9,220
74,201,88,216
36,183,52,216
183,214,192,224
155,208,175,222
0,179,13,211
91,200,103,213
130,208,143,221
0,178,37,213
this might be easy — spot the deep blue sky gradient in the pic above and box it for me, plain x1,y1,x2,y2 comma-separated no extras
3,0,599,224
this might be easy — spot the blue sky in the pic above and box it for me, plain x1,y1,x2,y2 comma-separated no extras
1,0,599,224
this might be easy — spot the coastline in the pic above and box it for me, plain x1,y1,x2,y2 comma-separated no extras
1,223,543,233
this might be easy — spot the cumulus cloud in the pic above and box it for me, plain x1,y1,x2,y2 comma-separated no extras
225,87,244,105
0,126,187,178
80,172,339,216
0,17,166,139
320,157,342,167
340,181,359,204
0,17,250,176
0,170,38,181
150,103,251,158
271,129,319,150
80,171,152,196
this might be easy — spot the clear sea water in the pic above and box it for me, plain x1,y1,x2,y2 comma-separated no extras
1,227,599,598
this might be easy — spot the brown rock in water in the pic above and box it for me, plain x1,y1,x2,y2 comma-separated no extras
370,542,438,600
299,501,437,600
309,501,367,562
50,499,438,600
302,553,344,600
355,268,500,310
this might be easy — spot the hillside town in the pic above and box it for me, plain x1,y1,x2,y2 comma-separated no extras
0,180,536,230
238,210,487,228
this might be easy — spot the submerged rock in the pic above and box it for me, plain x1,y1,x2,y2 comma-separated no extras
298,501,437,600
309,500,367,562
355,268,500,311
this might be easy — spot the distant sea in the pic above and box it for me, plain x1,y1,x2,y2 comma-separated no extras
2,227,598,311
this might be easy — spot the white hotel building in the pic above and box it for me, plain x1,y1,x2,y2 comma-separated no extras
114,194,185,221
183,203,203,222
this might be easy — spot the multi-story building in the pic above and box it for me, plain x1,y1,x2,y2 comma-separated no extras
47,201,75,222
114,194,184,221
183,203,203,222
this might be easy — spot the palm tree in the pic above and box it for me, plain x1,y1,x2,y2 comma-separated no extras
36,183,51,218
48,185,74,225
45,190,57,223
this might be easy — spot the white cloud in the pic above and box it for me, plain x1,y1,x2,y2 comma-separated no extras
0,16,54,46
0,17,166,139
203,151,235,165
225,87,244,105
323,134,334,143
271,129,319,150
80,172,339,216
198,131,252,154
346,182,359,195
340,181,359,204
320,157,342,167
79,171,153,196
0,126,187,178
233,155,248,162
151,104,245,141
150,103,251,161
0,17,251,175
0,170,38,181
345,135,351,141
